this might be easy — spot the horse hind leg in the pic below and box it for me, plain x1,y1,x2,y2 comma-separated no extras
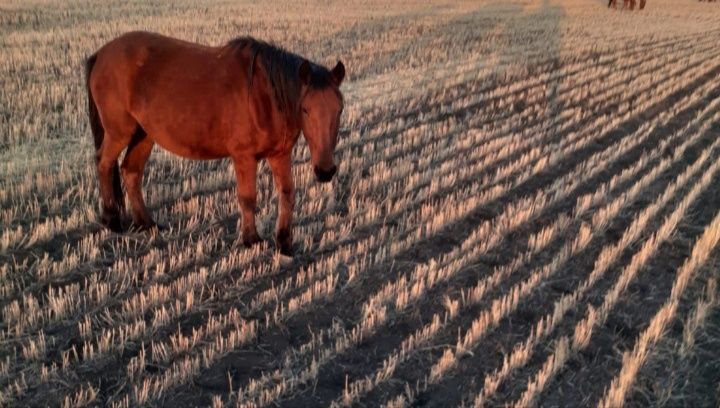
121,126,156,230
96,111,135,231
232,157,261,247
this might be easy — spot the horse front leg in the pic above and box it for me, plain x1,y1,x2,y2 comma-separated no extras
232,157,261,247
268,154,295,256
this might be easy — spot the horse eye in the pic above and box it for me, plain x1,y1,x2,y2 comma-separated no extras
302,107,309,114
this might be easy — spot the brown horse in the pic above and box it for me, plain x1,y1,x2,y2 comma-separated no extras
85,31,345,255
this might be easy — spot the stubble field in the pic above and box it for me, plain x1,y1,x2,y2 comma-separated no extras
1,0,720,406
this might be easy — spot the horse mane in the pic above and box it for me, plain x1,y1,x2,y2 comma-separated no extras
225,37,333,116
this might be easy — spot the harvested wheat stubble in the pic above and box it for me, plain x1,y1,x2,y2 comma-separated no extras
1,0,720,407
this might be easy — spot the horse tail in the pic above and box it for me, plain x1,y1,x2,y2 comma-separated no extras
85,53,123,206
85,54,104,151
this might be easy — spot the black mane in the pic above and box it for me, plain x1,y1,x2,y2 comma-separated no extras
226,36,333,115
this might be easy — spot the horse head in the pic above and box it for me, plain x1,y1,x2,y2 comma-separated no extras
298,60,345,183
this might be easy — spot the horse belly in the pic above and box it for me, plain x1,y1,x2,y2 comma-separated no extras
148,132,229,160
132,91,232,160
142,120,230,160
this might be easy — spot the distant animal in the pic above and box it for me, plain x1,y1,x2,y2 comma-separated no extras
608,0,646,9
85,31,345,255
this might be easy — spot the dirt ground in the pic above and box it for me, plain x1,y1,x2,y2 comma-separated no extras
1,0,719,407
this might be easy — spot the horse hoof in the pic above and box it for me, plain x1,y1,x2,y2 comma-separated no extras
102,216,124,233
278,245,294,257
243,234,262,248
276,229,293,256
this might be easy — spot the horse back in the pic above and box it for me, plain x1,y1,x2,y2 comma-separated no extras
90,32,220,106
89,31,259,159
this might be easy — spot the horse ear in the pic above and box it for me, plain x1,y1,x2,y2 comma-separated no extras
331,60,345,85
299,60,311,85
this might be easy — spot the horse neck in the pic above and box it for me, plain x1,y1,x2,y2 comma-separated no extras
245,74,301,152
245,54,304,149
265,105,302,153
278,117,301,152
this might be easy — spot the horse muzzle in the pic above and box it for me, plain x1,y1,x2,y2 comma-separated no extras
314,165,337,183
